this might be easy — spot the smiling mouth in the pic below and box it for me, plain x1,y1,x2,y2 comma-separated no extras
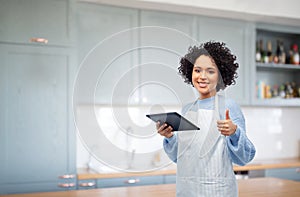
198,82,209,88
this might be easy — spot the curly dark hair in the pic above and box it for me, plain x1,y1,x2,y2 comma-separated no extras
178,41,239,91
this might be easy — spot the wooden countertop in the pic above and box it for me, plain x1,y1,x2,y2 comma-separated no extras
77,157,300,180
234,157,300,171
2,178,300,197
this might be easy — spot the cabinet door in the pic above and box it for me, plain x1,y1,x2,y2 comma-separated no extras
76,3,138,104
0,44,76,194
198,17,251,105
265,168,300,181
139,10,198,106
0,0,73,46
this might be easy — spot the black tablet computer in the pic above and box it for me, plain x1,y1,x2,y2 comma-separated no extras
146,112,200,131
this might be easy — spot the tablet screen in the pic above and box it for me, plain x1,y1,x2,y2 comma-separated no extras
146,112,200,131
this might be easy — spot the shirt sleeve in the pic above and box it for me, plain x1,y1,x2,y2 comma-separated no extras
226,99,256,166
163,133,178,163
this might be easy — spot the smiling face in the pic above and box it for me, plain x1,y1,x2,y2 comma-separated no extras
192,55,219,99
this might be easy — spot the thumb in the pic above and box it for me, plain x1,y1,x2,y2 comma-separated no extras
225,109,230,120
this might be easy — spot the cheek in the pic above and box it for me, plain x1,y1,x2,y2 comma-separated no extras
211,74,219,82
208,74,219,85
191,72,197,81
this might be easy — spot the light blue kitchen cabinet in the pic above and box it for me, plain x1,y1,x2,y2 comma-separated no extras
139,10,198,106
163,174,176,184
75,3,139,104
0,0,74,46
265,168,300,181
0,44,76,194
96,176,164,188
198,17,252,106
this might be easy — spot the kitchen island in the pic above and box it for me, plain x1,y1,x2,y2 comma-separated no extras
1,178,300,197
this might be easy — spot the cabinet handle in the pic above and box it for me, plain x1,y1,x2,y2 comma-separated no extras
58,183,76,188
30,37,48,44
59,174,75,179
296,168,300,173
79,182,96,187
124,178,140,184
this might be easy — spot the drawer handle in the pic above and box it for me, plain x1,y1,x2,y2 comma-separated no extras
124,178,140,184
79,182,96,187
58,183,76,188
296,168,300,173
30,37,48,44
59,174,75,179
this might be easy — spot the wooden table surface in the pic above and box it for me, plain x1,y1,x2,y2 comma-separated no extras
1,178,300,197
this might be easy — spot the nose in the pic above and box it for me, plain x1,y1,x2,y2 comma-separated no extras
200,70,207,78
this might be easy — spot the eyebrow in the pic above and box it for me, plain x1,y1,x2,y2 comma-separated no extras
194,65,216,69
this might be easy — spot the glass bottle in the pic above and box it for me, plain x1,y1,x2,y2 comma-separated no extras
274,40,280,64
267,40,273,63
255,41,261,62
292,44,299,65
260,40,267,63
279,41,286,64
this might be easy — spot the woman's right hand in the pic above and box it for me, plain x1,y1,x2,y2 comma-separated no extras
156,122,174,138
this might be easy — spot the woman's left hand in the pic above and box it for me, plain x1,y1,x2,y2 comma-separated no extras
217,109,237,136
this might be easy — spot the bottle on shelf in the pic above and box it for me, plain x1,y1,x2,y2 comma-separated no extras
275,40,286,64
266,40,273,63
259,40,267,63
292,44,299,65
291,82,299,98
255,41,261,62
287,45,294,64
279,84,286,98
274,40,280,64
285,82,293,98
271,84,279,97
279,40,286,64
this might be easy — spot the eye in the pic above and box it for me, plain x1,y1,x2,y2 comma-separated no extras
194,68,201,73
208,70,215,74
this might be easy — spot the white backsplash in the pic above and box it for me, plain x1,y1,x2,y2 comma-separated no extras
242,106,300,161
76,105,300,170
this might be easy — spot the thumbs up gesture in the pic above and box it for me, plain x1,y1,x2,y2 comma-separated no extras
217,109,237,136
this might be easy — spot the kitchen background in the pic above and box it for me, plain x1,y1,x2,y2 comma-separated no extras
1,0,300,194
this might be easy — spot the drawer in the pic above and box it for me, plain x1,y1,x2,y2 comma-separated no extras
97,176,164,188
77,179,97,190
265,168,300,181
164,175,176,184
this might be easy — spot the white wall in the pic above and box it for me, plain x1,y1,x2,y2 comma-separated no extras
82,0,300,26
138,0,300,19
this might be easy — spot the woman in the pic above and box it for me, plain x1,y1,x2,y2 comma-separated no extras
157,41,256,196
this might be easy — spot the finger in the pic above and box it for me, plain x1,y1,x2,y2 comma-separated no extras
217,120,224,124
226,109,230,120
220,128,230,136
156,121,161,130
158,126,173,136
157,123,168,131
